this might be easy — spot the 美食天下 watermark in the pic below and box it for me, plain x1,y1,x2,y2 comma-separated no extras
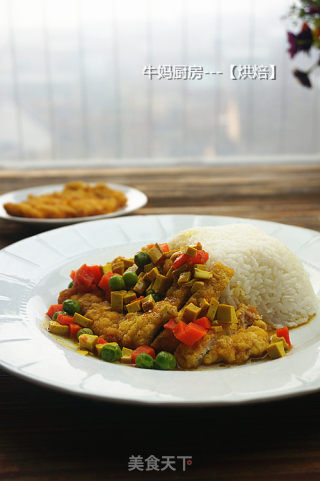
143,64,276,80
128,454,192,472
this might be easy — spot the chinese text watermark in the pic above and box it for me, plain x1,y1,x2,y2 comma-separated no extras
128,454,192,472
143,64,276,80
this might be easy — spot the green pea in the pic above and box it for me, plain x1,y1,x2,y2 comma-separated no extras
109,275,125,291
101,343,122,362
76,327,93,341
68,281,74,288
63,299,81,315
123,271,138,289
134,251,151,269
146,289,162,302
52,310,67,321
136,353,154,369
155,351,176,370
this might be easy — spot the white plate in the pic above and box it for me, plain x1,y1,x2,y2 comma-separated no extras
0,183,147,225
0,214,319,406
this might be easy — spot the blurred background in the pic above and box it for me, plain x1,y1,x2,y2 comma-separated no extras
0,0,319,168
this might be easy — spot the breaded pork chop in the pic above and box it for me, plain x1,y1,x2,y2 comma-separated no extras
117,301,178,349
86,302,124,343
58,287,105,314
203,325,269,365
174,330,218,369
187,262,234,307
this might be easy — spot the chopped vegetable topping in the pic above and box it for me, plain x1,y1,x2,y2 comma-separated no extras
134,251,151,269
109,275,126,291
56,314,74,326
101,343,122,362
52,310,67,321
276,326,292,347
76,327,93,341
131,345,156,363
173,321,207,346
135,353,154,369
123,271,138,289
73,264,102,292
69,323,81,339
46,304,63,319
155,351,176,370
63,299,81,315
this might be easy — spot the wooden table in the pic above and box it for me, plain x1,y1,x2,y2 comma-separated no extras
1,164,320,481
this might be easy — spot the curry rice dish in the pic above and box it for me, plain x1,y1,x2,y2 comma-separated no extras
46,224,318,370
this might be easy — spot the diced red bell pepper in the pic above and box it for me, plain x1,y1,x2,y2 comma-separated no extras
276,326,291,347
173,320,187,338
159,243,170,253
70,270,76,280
69,323,81,338
172,254,189,269
164,318,178,331
192,250,209,265
56,314,74,326
73,264,102,292
148,244,155,249
97,337,107,344
47,304,63,319
174,321,207,346
131,345,156,363
194,317,211,329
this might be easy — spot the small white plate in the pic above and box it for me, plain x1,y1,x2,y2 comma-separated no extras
0,214,319,406
0,183,147,225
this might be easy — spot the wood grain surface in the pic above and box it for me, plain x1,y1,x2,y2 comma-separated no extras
0,163,320,481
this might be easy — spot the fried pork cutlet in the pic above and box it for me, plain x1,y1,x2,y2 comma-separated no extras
152,261,234,354
58,288,104,315
86,302,124,344
186,262,234,306
203,325,270,365
117,301,178,349
174,330,219,369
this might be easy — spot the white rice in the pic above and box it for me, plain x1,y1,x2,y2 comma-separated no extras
169,224,319,328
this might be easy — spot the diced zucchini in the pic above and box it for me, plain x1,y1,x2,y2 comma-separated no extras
153,274,169,295
199,298,210,317
215,304,238,324
48,320,69,336
186,246,197,257
101,263,112,274
121,347,133,363
111,291,125,313
133,274,149,295
194,268,212,280
73,312,94,328
123,290,137,305
177,271,191,285
270,335,289,351
267,342,286,359
206,298,219,322
194,264,207,270
143,266,160,282
126,299,142,313
78,334,98,352
142,294,155,312
182,303,201,323
147,243,163,263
